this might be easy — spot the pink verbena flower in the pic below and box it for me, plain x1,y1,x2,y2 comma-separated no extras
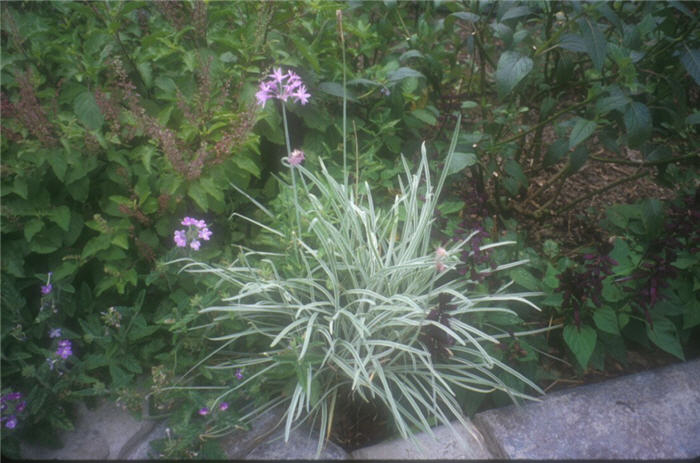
288,149,305,167
174,217,211,250
174,230,187,247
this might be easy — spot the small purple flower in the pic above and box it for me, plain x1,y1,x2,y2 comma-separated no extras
219,402,229,412
270,67,286,84
235,368,244,380
198,407,209,416
198,228,212,241
174,229,187,247
181,216,196,226
16,401,26,413
41,284,52,295
189,240,201,251
292,86,311,105
380,87,391,96
49,328,62,338
56,339,72,359
5,416,17,429
288,149,305,167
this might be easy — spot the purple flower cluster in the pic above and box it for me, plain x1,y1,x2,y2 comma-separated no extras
1,391,27,429
174,217,212,250
41,271,53,295
256,68,310,107
56,339,73,359
198,402,229,416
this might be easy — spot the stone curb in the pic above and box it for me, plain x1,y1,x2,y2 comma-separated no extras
18,359,700,460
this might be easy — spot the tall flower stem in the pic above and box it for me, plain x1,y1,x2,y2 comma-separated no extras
281,103,302,238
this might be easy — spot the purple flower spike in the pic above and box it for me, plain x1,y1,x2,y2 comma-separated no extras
5,416,17,429
56,339,72,359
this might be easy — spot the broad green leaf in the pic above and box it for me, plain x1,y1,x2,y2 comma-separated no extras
563,324,597,369
495,51,533,96
111,233,129,250
578,18,607,71
510,267,540,291
48,153,68,182
558,33,587,52
593,307,619,335
624,101,652,148
137,62,152,88
640,198,663,239
234,154,260,178
411,108,438,125
595,94,630,115
446,152,477,175
569,118,596,149
24,218,44,242
501,5,531,21
81,234,112,259
187,182,209,211
544,139,569,166
318,82,356,101
12,177,28,199
646,317,684,360
680,45,700,85
74,91,104,130
49,205,71,231
450,12,480,24
568,145,589,173
387,67,425,82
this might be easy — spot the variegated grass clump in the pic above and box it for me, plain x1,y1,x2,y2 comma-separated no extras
172,120,546,456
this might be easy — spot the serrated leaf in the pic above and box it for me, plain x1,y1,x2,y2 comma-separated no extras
593,307,620,335
544,139,569,166
74,91,104,130
563,324,597,369
646,316,684,360
569,118,596,149
578,18,607,71
187,182,209,211
49,206,71,232
510,267,540,291
680,45,700,85
318,82,356,101
234,154,260,178
595,94,630,115
411,108,437,125
450,12,480,23
624,101,652,148
558,33,587,53
81,234,111,259
387,67,425,82
446,152,477,175
501,5,531,21
48,154,68,182
495,51,533,97
24,218,44,242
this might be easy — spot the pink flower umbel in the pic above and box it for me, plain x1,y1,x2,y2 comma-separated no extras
288,149,305,167
174,217,211,250
255,68,311,107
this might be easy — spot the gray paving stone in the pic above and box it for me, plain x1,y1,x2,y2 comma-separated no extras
473,359,700,459
244,426,349,460
350,417,494,460
20,399,154,460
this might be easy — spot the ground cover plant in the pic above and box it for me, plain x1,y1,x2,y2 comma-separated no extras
1,0,698,459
